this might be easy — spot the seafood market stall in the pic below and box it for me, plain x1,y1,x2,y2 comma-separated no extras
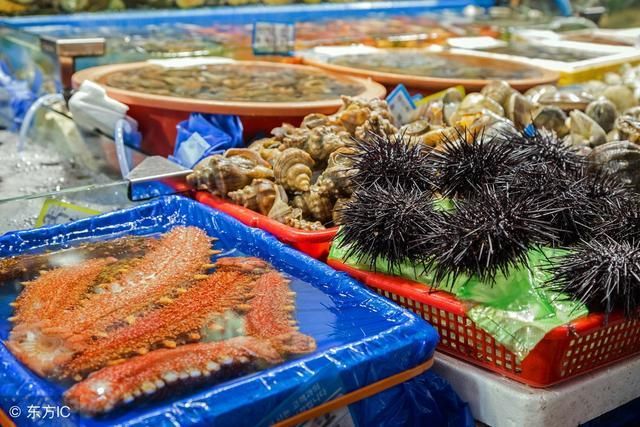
2,1,640,426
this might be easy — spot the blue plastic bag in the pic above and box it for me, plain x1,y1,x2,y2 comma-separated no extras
0,60,39,131
170,113,244,168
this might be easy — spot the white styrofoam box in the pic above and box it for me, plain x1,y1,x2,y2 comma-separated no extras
446,37,640,74
433,352,640,427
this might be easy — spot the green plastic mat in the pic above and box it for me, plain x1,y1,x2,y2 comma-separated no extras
329,241,588,361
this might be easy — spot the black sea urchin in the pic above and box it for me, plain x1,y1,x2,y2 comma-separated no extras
501,164,633,246
500,127,584,175
550,237,640,317
350,132,433,192
428,128,518,198
593,192,640,243
337,183,439,272
419,185,561,283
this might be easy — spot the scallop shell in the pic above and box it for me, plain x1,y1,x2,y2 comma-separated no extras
273,148,315,192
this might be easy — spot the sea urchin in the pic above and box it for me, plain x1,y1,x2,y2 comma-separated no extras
337,183,439,272
550,237,640,317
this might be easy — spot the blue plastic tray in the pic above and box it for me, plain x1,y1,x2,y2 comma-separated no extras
0,196,445,427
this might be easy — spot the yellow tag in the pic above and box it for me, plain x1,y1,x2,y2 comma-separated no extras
35,199,102,228
415,85,466,107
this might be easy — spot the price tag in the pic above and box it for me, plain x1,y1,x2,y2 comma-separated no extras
252,22,295,56
386,84,417,125
35,199,101,228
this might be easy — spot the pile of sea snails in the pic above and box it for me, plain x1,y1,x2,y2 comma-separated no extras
187,96,397,230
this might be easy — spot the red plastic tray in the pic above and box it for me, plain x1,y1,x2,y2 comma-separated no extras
196,192,337,260
328,259,640,388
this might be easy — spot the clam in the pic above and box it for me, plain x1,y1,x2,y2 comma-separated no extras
533,106,569,137
443,102,459,126
525,85,558,104
401,119,431,137
505,92,537,129
603,85,635,113
450,93,504,125
615,115,640,144
569,110,607,148
603,72,623,86
420,101,445,128
442,87,464,104
586,98,618,133
588,141,640,191
481,80,515,107
542,91,592,111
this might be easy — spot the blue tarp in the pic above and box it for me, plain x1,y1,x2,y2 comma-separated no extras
0,196,471,427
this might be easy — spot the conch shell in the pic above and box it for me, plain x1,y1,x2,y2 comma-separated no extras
228,179,277,215
273,148,315,192
291,189,333,224
332,197,351,226
283,214,325,231
313,147,356,199
267,185,325,230
248,138,282,166
267,185,292,223
185,149,273,194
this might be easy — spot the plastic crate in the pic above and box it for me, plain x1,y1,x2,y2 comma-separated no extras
196,192,337,260
327,259,640,388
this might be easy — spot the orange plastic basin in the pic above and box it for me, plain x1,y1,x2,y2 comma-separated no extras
72,59,387,157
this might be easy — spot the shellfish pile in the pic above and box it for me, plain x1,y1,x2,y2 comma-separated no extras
409,64,640,190
104,63,365,103
187,96,398,230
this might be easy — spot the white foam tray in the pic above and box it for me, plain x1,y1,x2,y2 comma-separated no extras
433,352,640,427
